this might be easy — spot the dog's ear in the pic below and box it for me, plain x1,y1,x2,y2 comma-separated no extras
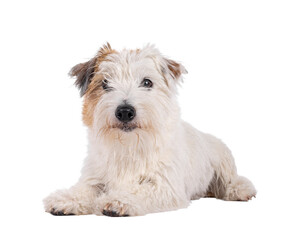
69,43,115,97
69,57,97,97
163,58,187,83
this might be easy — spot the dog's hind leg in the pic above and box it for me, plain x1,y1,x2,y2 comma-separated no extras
205,134,256,201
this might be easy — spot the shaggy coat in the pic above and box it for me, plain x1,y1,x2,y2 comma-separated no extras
44,44,256,216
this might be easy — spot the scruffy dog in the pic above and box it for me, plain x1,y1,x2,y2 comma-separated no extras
44,44,256,216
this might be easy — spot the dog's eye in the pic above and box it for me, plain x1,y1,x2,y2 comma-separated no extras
102,79,111,91
141,78,153,88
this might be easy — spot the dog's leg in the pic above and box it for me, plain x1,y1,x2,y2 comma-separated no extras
206,134,257,201
43,182,104,215
95,178,189,216
222,175,256,201
207,172,257,201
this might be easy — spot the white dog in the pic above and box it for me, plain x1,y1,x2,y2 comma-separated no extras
44,43,256,216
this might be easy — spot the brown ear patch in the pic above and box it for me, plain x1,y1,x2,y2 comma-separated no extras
69,58,97,97
166,59,181,79
69,43,116,97
164,58,187,81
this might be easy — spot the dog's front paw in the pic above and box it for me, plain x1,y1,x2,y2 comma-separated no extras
102,200,130,217
43,190,77,216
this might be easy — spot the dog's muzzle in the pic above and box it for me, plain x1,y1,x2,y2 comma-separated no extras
115,104,136,123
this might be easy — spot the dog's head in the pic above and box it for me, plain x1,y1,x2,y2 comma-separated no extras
70,43,187,146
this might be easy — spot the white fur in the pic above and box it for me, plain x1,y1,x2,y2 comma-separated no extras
44,45,256,216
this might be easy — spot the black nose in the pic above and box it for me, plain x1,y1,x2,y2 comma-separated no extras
115,104,136,123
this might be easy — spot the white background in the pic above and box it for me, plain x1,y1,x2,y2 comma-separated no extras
0,0,299,239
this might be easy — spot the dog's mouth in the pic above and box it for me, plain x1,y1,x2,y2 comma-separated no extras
120,124,137,132
112,123,138,132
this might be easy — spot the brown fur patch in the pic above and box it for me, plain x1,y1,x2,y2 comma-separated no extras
82,76,104,127
69,57,98,97
81,43,117,127
165,59,182,79
94,43,117,70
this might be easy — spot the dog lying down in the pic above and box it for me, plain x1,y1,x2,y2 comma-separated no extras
44,43,256,217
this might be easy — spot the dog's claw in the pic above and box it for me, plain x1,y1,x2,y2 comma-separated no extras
50,209,75,216
102,209,129,217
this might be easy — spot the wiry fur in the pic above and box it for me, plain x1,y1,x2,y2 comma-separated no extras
43,44,256,216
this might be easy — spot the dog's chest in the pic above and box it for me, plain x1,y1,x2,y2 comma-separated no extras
91,147,173,186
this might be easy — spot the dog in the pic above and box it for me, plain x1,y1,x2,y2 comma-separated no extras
43,43,256,216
